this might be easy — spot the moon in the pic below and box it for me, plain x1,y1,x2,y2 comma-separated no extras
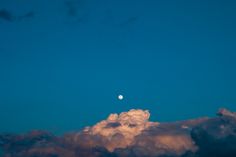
118,95,124,100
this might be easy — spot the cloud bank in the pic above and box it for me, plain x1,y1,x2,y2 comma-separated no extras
1,108,236,157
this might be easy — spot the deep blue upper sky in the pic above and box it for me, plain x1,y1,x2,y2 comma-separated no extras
0,0,236,134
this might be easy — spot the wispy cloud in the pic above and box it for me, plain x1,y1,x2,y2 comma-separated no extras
0,9,14,22
0,9,34,22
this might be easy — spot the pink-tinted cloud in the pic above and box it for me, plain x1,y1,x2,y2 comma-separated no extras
1,108,236,157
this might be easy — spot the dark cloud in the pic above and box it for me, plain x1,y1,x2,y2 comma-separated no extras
105,122,121,128
0,9,34,22
1,108,236,157
0,9,14,22
190,114,236,157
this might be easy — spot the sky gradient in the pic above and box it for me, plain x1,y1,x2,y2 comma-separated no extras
0,0,236,134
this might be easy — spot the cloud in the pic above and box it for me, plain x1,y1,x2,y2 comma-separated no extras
1,108,236,157
190,109,236,157
0,9,14,22
113,122,198,157
82,109,158,151
0,9,34,22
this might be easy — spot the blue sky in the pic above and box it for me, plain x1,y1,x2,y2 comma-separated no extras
0,0,236,134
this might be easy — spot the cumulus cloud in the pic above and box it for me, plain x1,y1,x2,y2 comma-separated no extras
217,108,236,119
190,109,236,157
82,109,159,151
1,108,236,157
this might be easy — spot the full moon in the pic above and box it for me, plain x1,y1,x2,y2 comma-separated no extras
118,95,124,100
